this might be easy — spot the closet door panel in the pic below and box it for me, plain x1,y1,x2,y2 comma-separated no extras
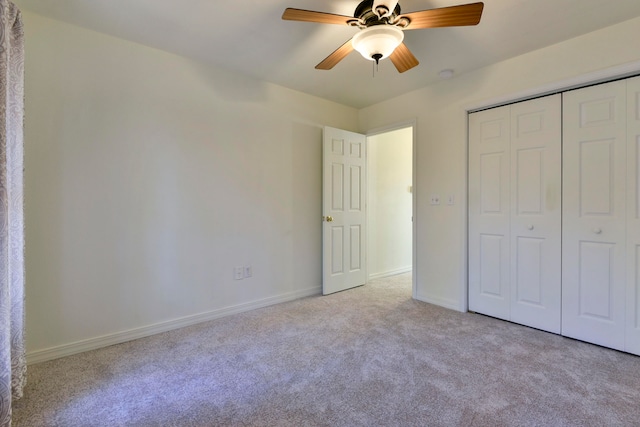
626,75,640,355
469,106,510,320
510,94,562,333
563,80,627,350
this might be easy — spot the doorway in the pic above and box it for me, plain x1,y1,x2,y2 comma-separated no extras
366,125,414,292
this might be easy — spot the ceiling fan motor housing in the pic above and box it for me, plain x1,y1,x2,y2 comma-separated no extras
373,0,400,18
354,0,402,27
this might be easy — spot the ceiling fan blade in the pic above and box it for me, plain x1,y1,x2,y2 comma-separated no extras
389,43,419,73
400,2,484,30
282,8,353,25
316,39,354,70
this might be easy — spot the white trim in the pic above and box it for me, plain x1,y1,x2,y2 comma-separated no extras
26,286,321,365
411,122,418,301
460,110,470,313
366,119,417,137
465,60,640,113
368,266,412,281
415,293,461,312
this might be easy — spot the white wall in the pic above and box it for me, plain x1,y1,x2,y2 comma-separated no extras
22,11,359,361
367,128,412,279
23,9,640,361
358,16,640,311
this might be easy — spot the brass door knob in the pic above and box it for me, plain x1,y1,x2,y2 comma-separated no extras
325,216,334,222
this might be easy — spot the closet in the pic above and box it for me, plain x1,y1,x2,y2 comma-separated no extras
469,94,562,334
468,76,640,356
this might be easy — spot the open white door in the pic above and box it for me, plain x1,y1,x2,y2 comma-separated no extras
323,126,367,295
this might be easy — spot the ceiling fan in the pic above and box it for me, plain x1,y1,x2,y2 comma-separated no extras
282,0,484,73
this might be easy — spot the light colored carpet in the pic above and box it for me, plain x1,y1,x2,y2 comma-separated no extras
12,273,640,426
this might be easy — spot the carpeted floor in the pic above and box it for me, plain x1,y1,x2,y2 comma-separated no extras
12,273,640,426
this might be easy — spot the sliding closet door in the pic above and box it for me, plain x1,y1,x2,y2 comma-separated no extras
562,80,627,351
469,105,511,320
627,76,640,355
509,95,562,333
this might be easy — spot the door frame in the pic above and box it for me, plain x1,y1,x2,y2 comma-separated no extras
366,119,417,299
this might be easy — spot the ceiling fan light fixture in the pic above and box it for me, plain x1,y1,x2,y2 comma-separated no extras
352,25,404,63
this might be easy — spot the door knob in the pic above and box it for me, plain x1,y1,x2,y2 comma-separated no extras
527,225,534,230
593,227,602,234
325,216,334,222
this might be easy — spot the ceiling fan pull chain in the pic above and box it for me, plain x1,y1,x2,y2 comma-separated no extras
372,52,383,77
372,59,381,77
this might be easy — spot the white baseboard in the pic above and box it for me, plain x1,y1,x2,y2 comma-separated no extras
415,293,461,312
368,266,412,281
27,285,321,365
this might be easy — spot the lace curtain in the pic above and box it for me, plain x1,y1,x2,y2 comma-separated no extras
0,1,25,426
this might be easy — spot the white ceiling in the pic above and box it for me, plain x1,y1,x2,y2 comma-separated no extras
13,0,640,108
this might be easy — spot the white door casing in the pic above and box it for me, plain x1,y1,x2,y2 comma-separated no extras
509,95,562,333
323,126,367,295
626,75,640,354
469,105,511,320
562,80,627,350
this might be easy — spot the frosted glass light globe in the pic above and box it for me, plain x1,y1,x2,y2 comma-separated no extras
352,26,404,63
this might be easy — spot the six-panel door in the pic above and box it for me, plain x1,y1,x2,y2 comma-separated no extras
323,126,367,295
509,96,562,333
562,80,628,351
469,105,511,320
626,76,640,355
470,79,640,356
469,95,562,334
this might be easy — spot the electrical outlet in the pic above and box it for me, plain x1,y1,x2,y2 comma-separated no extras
430,194,440,205
244,266,253,278
234,267,244,280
